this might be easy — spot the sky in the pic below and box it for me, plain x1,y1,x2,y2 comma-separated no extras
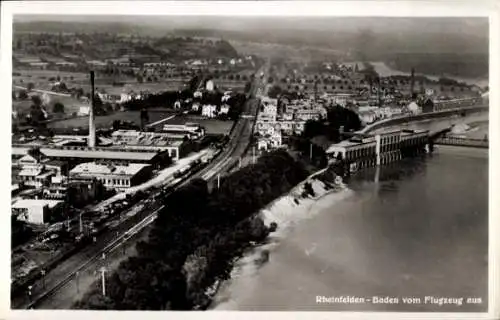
14,15,488,37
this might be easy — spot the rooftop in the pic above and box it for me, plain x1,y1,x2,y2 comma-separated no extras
12,199,63,209
12,147,161,161
70,162,150,176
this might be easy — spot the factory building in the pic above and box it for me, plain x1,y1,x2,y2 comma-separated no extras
12,199,65,225
326,129,429,172
12,145,171,168
70,162,153,191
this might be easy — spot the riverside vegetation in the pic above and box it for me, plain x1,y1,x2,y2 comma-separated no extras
74,150,309,310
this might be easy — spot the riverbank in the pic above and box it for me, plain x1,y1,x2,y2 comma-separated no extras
210,168,352,309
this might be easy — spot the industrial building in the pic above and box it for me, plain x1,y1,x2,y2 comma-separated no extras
70,162,153,191
12,199,65,225
12,145,172,167
326,129,429,172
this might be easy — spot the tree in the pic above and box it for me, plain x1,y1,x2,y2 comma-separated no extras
137,74,144,83
53,102,65,113
18,90,28,100
268,85,282,99
27,82,35,91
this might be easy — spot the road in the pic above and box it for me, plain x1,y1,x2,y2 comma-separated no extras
14,85,72,97
12,60,270,310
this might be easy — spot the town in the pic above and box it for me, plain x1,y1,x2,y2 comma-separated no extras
10,16,489,312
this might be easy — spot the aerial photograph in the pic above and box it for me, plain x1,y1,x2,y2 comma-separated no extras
9,13,489,312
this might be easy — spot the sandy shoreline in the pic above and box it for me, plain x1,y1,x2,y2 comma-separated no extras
210,169,354,310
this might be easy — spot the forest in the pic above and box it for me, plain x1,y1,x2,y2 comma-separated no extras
74,149,308,310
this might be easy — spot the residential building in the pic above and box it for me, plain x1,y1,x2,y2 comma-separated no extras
202,104,217,118
220,104,230,115
257,132,283,151
78,106,90,116
70,162,153,191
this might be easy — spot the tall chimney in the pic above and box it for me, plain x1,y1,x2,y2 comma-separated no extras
410,67,415,98
88,71,96,148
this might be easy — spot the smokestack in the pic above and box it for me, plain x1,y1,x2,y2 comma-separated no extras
410,67,415,98
88,71,96,148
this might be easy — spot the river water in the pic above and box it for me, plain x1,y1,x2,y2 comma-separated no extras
212,127,488,312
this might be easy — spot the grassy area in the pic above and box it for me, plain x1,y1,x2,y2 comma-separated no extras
47,111,175,129
13,68,189,95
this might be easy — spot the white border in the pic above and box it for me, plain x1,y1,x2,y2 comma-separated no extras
1,1,498,320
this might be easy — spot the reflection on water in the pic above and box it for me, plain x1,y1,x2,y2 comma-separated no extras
213,147,488,312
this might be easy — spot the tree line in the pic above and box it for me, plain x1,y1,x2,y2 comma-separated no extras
73,149,308,310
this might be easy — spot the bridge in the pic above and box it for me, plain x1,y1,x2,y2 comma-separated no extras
433,135,488,148
360,104,488,136
358,103,489,149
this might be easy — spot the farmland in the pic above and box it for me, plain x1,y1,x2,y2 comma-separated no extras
13,68,189,95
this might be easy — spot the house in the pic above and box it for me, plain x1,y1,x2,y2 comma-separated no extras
359,111,378,125
14,153,63,188
219,104,230,115
206,80,215,91
202,105,217,118
12,199,65,224
70,162,153,191
257,132,283,151
407,101,420,115
192,102,200,112
120,93,133,104
78,106,90,116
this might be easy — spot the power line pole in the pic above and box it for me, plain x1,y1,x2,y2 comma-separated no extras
217,174,220,189
310,143,313,161
79,212,83,234
100,267,107,297
75,271,80,294
252,146,256,164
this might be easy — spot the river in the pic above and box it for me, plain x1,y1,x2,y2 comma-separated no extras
367,61,488,88
211,127,488,312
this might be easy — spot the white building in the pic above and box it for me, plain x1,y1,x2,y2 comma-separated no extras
407,101,420,115
174,100,182,109
359,111,378,125
257,132,283,151
202,104,217,118
220,104,230,115
70,162,152,191
78,106,90,116
12,199,64,224
192,102,200,112
120,93,133,103
206,80,215,91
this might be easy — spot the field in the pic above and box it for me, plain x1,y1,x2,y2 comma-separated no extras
47,111,234,135
13,68,190,96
